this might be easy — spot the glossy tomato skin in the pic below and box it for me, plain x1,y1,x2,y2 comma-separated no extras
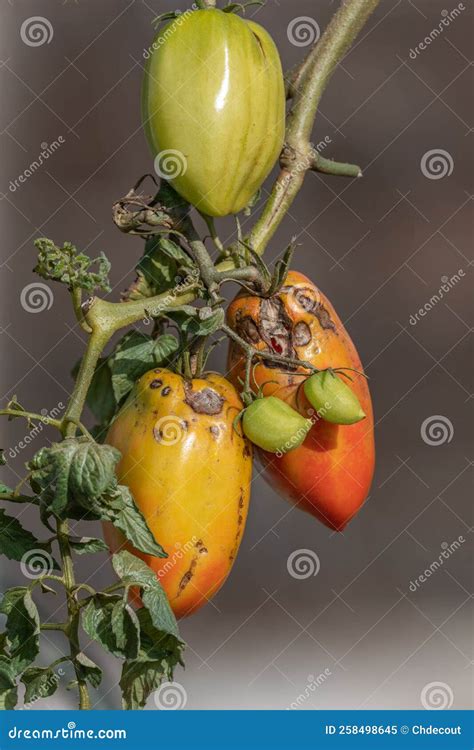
142,8,285,217
105,369,252,618
226,270,375,531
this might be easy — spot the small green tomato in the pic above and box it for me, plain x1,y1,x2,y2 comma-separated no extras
242,397,312,454
304,371,366,425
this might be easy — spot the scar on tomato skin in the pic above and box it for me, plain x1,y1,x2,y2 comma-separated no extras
149,379,163,389
281,285,336,332
229,493,246,564
177,556,198,595
184,384,224,415
161,386,171,396
195,539,208,555
209,425,220,438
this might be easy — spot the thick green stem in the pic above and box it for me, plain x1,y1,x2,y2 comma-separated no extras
247,0,380,254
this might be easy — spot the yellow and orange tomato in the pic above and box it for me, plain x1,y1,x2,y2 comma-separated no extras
105,369,252,618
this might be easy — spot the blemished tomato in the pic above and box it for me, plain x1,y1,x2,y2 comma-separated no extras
105,369,252,618
142,8,285,217
226,270,375,531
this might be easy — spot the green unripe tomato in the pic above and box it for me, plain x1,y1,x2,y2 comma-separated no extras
142,8,285,217
304,371,366,425
242,397,312,454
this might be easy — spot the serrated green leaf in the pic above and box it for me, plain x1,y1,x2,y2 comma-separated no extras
0,588,40,672
82,595,139,659
69,536,108,555
29,438,120,521
167,306,224,337
119,612,185,710
158,238,194,269
82,595,123,658
112,552,178,638
0,508,58,566
21,666,60,704
103,486,166,558
136,236,178,297
111,600,140,658
0,659,17,710
75,652,102,689
109,332,179,403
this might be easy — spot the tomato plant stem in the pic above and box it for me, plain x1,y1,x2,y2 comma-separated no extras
247,0,380,255
56,518,91,710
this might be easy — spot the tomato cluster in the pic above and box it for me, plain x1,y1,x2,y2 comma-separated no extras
105,9,375,619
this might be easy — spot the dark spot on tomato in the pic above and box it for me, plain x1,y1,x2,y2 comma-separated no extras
209,425,220,438
162,386,171,396
184,384,224,415
150,379,162,389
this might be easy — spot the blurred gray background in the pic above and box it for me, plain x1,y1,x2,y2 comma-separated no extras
0,0,472,711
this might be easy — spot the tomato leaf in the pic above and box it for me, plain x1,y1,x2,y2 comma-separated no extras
82,594,139,660
111,600,140,658
101,486,167,558
135,235,178,297
75,652,102,689
167,306,224,336
21,666,60,704
112,551,178,638
0,508,59,567
29,439,120,520
69,536,108,555
0,657,17,710
109,331,179,402
0,588,40,672
74,357,117,426
119,610,185,710
34,238,111,294
157,238,194,269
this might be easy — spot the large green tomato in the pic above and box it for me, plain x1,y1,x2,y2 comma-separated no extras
142,8,285,217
